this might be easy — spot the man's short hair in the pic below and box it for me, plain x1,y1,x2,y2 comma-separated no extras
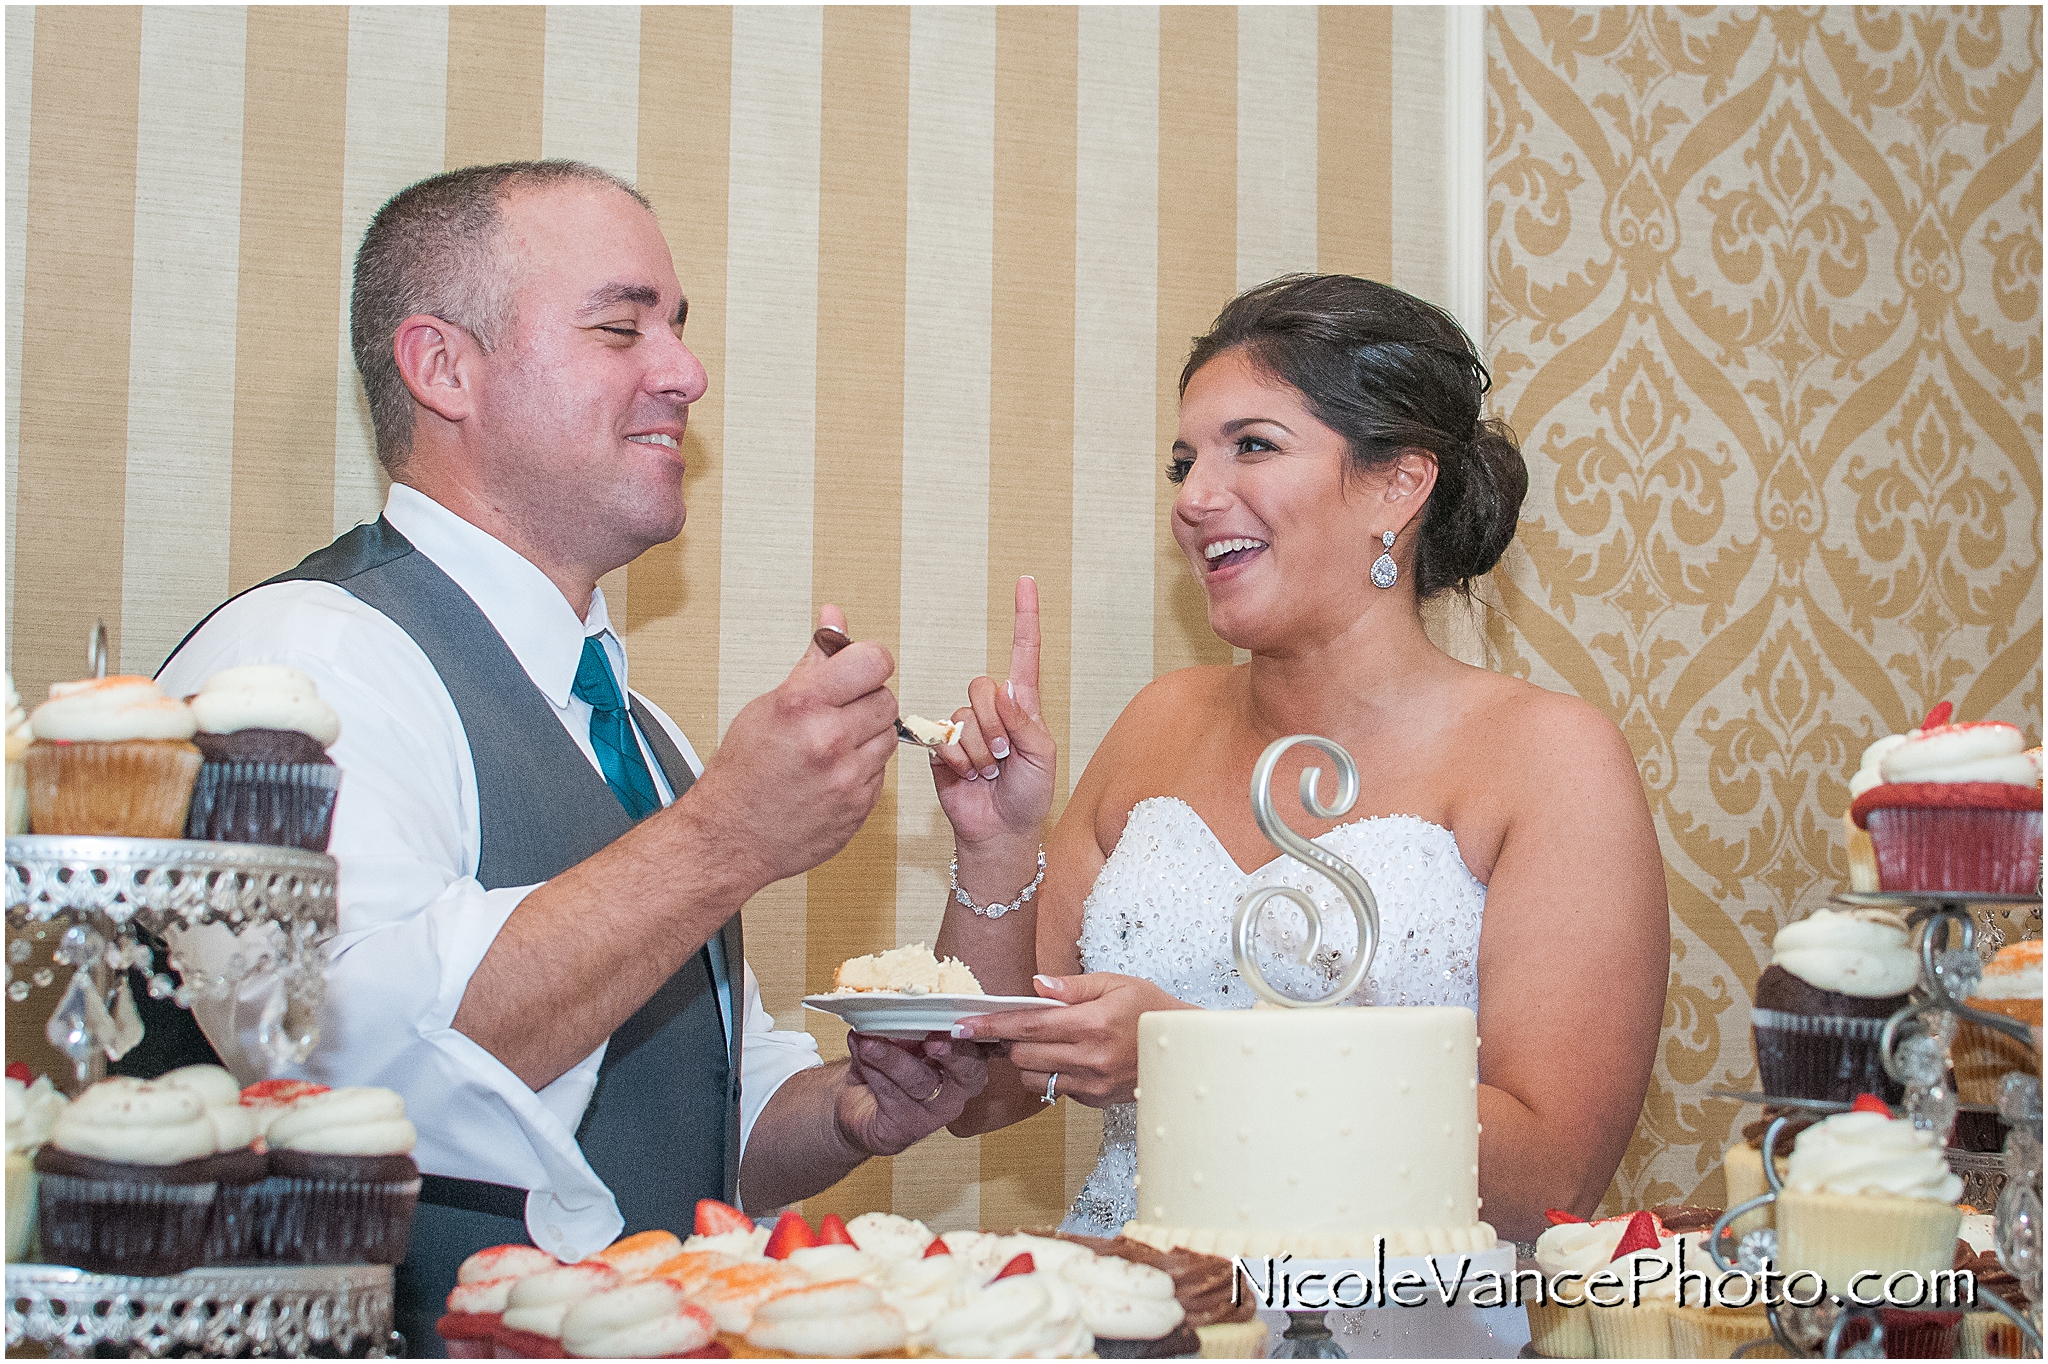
351,160,652,471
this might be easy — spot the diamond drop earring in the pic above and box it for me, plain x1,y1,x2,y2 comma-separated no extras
1371,531,1398,589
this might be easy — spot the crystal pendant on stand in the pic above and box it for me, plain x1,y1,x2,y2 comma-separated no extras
45,967,115,1086
105,973,145,1061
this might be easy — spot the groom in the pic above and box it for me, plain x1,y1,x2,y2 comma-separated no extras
157,160,985,1351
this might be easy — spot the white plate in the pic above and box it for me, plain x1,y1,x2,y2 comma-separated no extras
801,992,1065,1039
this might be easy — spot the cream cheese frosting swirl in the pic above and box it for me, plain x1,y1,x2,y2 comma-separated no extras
6,1075,68,1154
189,664,342,746
32,676,196,742
746,1281,909,1357
1849,734,1909,798
1786,1111,1963,1201
265,1085,417,1155
681,1225,770,1258
879,1256,983,1341
845,1211,936,1261
787,1243,882,1283
1975,941,2043,1001
560,1281,715,1358
502,1262,622,1338
1769,908,1917,998
928,1273,1095,1358
51,1080,216,1165
1532,1220,1628,1304
1058,1252,1185,1340
1880,721,2037,785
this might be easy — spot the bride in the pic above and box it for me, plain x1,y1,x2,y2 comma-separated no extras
923,274,1667,1248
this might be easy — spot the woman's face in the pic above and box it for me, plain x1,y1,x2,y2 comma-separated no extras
1170,349,1388,652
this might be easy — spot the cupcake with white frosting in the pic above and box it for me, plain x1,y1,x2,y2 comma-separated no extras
1955,939,2042,1106
33,1077,227,1274
1774,1101,1964,1302
256,1085,420,1264
742,1279,910,1357
1848,704,2042,894
1752,907,1915,1103
155,1064,266,1263
5,1071,68,1260
25,675,200,836
184,664,343,850
926,1271,1094,1358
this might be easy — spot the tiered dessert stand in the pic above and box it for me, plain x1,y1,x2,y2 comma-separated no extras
1708,893,2042,1360
4,833,398,1358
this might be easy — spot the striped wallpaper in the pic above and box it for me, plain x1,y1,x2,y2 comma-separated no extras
5,6,1476,1232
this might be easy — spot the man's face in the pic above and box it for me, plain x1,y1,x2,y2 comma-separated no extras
467,182,708,571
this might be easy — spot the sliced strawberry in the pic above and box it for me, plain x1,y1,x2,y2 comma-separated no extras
994,1252,1035,1280
693,1198,752,1238
817,1213,857,1247
763,1210,818,1260
1921,702,1953,731
1543,1209,1587,1226
1608,1210,1661,1261
239,1078,329,1107
922,1237,952,1258
5,1063,32,1084
1851,1094,1893,1118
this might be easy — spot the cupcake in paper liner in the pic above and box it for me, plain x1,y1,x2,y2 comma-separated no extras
154,1064,267,1264
255,1085,419,1265
1525,1214,1631,1358
184,665,342,850
1959,1310,2030,1359
5,1068,68,1261
32,1077,230,1275
24,675,200,837
1773,1103,1964,1301
1848,706,2043,896
1752,907,1915,1104
1667,1302,1772,1358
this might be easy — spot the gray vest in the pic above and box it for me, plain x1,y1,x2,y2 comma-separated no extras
165,518,743,1225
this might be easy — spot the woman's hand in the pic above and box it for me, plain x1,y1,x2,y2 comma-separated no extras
953,972,1195,1107
930,577,1057,853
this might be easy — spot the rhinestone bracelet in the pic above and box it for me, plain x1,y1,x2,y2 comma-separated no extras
950,846,1047,919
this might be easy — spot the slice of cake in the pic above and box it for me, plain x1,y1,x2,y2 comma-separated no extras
832,943,983,996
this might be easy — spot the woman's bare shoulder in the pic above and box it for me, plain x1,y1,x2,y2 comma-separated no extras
1459,668,1634,770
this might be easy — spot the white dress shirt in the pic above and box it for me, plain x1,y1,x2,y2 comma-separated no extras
157,484,821,1261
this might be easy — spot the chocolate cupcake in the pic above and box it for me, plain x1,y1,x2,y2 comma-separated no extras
25,676,200,837
33,1078,226,1275
155,1064,267,1264
184,665,342,850
1753,908,1915,1103
256,1086,420,1264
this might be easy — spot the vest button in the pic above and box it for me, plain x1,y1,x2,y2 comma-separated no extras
546,1223,564,1239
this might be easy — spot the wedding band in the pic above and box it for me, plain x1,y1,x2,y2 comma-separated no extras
923,1080,944,1103
1041,1072,1059,1104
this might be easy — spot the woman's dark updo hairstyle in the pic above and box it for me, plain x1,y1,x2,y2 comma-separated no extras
1178,273,1527,600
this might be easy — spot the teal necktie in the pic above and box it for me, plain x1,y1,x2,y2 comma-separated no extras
572,637,662,821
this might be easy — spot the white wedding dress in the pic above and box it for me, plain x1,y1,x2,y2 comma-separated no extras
1060,796,1528,1357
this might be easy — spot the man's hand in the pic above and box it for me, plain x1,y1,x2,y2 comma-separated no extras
837,1035,989,1156
688,606,900,891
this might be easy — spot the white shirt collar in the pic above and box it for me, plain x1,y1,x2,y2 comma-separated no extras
380,483,616,709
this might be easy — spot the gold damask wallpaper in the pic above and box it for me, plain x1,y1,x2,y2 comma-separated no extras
1485,8,2042,1211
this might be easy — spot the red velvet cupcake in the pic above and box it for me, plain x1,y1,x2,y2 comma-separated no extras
1850,713,2042,895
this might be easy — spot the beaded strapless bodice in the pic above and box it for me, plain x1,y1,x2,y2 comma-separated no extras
1061,796,1487,1238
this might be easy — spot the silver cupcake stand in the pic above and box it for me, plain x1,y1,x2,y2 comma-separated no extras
1706,893,2042,1359
5,834,398,1358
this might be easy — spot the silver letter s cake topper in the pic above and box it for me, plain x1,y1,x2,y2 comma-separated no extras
1231,735,1381,1008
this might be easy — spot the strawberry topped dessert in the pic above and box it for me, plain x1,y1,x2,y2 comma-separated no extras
1849,703,2043,894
